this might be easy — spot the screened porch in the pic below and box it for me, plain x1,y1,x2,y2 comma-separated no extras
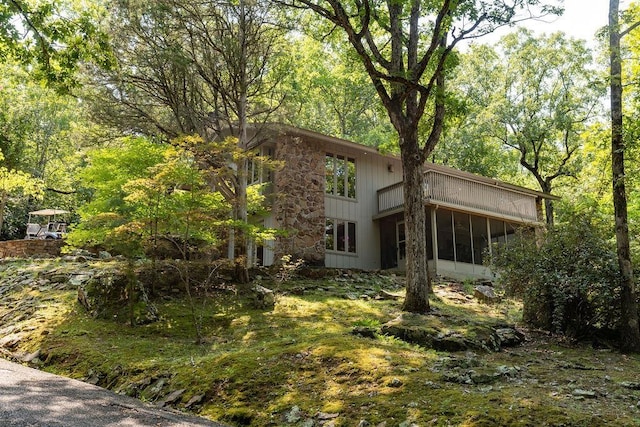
375,166,544,279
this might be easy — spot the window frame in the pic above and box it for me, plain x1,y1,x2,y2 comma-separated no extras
248,146,273,186
325,217,357,254
325,152,356,199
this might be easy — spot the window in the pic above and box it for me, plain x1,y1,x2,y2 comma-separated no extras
453,212,472,264
436,209,455,261
471,215,488,265
326,218,356,253
249,147,273,185
397,221,406,260
490,218,506,244
325,153,356,198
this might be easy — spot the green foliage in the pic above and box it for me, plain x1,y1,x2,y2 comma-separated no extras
620,4,640,267
122,145,230,251
443,29,601,195
77,137,166,216
0,0,113,93
88,0,284,141
175,134,280,245
0,148,44,237
0,149,44,201
0,60,97,236
276,34,395,147
491,219,621,338
68,137,231,256
69,135,278,259
68,137,165,252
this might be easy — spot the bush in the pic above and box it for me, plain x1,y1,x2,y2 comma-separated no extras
490,219,621,339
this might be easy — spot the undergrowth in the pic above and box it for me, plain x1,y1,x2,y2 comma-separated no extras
1,260,640,426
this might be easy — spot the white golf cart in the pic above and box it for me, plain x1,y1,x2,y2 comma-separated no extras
25,209,69,239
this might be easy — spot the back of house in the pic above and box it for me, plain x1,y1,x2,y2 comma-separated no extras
246,124,552,280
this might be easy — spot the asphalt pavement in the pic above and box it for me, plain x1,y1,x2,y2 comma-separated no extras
0,358,226,427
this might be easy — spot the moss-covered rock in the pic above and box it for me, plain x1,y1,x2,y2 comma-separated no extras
381,313,524,352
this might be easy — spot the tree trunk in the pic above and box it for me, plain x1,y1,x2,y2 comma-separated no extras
609,0,640,352
235,157,250,284
234,0,250,284
541,182,555,227
0,191,6,237
400,132,431,313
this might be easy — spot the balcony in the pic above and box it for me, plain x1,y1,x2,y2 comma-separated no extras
377,169,540,223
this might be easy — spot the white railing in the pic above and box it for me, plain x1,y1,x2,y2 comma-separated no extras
377,181,404,212
377,170,539,222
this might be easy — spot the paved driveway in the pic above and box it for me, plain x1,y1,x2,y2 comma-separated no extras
0,358,225,426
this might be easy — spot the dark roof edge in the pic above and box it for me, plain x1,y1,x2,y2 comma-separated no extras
252,123,388,158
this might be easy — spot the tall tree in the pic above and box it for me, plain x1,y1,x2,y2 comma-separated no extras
0,60,93,237
621,2,640,260
0,0,111,92
87,0,286,279
278,35,395,147
280,0,561,312
448,30,601,225
434,44,522,180
609,0,640,352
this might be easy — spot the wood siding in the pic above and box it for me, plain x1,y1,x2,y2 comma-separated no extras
325,148,403,270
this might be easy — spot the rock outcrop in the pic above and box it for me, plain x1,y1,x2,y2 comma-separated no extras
380,312,524,352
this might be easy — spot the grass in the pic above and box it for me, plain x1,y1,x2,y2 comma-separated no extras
1,259,640,426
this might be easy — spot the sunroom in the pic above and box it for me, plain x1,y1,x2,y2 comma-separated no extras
375,164,555,279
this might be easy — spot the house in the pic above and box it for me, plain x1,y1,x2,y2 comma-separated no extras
248,124,555,280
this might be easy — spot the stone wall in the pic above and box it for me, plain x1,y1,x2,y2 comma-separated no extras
0,240,64,258
273,135,326,265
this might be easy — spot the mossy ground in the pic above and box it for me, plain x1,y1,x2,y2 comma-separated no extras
1,259,640,426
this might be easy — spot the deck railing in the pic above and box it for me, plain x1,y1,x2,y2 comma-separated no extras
377,170,539,222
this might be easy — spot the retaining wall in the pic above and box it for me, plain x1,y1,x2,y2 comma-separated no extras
0,239,65,258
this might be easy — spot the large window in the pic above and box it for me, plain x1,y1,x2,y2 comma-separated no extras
437,209,490,265
436,209,455,261
249,147,273,185
490,219,521,244
453,212,472,263
325,153,356,198
326,218,356,253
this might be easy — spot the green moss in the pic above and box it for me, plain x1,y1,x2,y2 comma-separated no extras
3,260,640,426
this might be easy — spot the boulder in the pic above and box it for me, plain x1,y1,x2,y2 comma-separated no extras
494,327,525,347
376,290,402,300
251,284,275,309
316,412,339,420
380,313,440,349
572,389,598,399
184,394,205,408
157,389,185,407
351,326,378,339
621,381,640,390
381,313,523,352
474,285,499,304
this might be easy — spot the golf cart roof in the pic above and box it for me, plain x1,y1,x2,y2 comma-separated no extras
29,209,70,216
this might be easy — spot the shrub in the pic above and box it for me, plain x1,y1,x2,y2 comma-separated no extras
490,219,621,339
